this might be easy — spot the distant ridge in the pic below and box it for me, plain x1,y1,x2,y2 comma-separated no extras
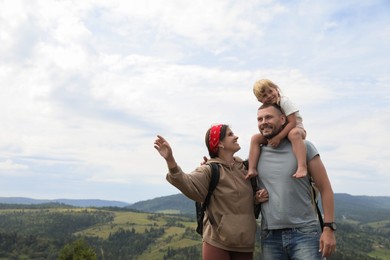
0,197,130,208
127,193,390,223
334,193,390,209
128,193,194,215
2,193,390,221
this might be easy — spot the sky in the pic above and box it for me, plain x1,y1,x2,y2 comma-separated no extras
0,0,389,204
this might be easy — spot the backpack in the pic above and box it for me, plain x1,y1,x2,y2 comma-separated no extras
195,162,260,235
195,163,219,235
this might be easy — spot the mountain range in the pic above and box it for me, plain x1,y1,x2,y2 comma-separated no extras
0,197,130,208
127,193,390,223
1,193,390,223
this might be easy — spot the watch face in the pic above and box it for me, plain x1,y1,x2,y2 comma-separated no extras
332,223,337,230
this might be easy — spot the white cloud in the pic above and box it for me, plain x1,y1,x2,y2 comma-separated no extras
0,159,28,171
0,0,389,201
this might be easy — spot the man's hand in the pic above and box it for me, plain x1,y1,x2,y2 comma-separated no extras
255,189,269,204
319,228,336,257
200,156,209,165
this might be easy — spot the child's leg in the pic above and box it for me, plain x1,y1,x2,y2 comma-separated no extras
246,133,266,180
288,128,307,178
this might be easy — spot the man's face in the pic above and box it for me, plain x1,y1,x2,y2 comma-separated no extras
257,106,286,139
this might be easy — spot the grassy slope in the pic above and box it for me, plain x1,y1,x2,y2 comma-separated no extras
1,207,389,259
74,211,202,259
76,210,390,260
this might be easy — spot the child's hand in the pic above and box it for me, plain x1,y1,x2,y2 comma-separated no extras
245,168,258,180
267,136,281,147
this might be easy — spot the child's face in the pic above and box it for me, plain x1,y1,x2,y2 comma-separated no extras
257,87,279,104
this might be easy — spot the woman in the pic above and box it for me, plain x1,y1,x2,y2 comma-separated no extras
154,124,268,260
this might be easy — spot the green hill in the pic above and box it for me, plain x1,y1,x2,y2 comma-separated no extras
129,193,194,215
332,193,390,223
0,193,389,259
128,193,390,223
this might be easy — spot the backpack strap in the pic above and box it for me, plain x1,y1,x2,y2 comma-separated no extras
243,159,261,218
309,176,324,231
201,162,220,224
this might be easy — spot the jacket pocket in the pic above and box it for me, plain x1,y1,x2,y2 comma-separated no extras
216,214,256,247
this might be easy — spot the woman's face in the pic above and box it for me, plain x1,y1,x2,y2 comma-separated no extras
220,127,240,152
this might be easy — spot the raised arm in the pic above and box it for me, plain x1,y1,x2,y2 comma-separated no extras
154,135,178,172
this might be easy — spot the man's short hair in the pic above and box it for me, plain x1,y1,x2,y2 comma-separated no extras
258,103,284,115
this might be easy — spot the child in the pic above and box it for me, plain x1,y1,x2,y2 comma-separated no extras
246,79,307,179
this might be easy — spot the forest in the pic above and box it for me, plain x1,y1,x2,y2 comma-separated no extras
0,203,389,259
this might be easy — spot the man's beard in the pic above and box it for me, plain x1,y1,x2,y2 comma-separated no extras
261,125,282,139
263,132,277,139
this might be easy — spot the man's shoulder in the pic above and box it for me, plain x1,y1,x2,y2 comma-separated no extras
304,139,314,145
304,140,319,157
304,140,316,148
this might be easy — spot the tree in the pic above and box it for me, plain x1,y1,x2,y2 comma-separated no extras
58,238,97,260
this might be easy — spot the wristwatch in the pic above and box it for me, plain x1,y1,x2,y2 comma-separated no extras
323,222,337,231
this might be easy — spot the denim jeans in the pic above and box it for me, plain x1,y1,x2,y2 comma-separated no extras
261,225,325,260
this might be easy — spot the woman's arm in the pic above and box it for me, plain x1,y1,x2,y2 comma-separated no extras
154,135,178,171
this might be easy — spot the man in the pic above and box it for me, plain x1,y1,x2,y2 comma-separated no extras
255,103,336,259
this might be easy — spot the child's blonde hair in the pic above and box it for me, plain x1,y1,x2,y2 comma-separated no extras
253,79,281,100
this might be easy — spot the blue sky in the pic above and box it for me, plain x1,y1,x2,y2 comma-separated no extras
0,0,389,203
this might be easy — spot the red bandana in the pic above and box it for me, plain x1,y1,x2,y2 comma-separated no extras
209,124,223,154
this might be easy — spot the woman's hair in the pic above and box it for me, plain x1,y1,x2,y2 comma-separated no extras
253,79,281,100
205,124,228,158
